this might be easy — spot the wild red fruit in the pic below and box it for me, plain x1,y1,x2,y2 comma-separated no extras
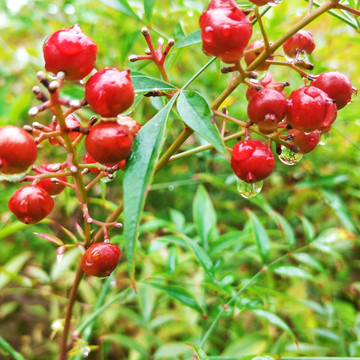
83,153,126,175
199,0,253,63
231,139,275,183
311,71,353,110
288,129,320,154
117,116,142,138
247,88,287,134
85,68,135,118
8,185,54,224
287,86,337,132
246,73,286,101
0,126,37,175
81,242,121,277
283,30,315,58
36,164,67,195
43,24,97,81
49,114,82,145
244,39,274,71
85,120,133,165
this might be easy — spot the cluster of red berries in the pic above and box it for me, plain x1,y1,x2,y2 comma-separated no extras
0,25,142,277
200,0,354,188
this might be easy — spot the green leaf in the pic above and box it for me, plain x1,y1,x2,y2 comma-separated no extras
100,0,142,21
246,210,270,263
187,343,209,360
0,336,27,360
252,309,297,342
269,265,316,282
144,0,155,22
154,342,191,359
173,29,201,49
145,282,202,313
177,91,226,156
102,334,148,356
132,75,176,93
167,246,178,274
0,252,32,289
300,216,315,243
193,185,216,250
124,96,177,283
292,253,326,274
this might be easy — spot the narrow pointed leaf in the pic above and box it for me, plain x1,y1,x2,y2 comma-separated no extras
173,29,201,49
193,185,216,250
269,265,316,282
132,75,176,93
146,282,202,313
252,309,297,342
33,232,64,246
187,343,209,360
246,209,270,263
144,0,155,22
177,91,226,156
100,0,142,21
124,96,177,282
0,336,26,360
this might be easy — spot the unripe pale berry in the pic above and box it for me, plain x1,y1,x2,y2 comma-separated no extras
0,126,37,174
287,86,337,133
288,129,320,154
312,71,353,110
81,242,121,277
199,0,253,63
43,24,97,81
283,30,315,58
85,120,133,165
85,68,135,118
49,114,82,146
244,39,274,71
231,139,275,183
36,164,67,195
247,88,287,134
8,185,54,224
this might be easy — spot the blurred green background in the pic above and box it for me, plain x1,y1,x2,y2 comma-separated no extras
1,0,360,359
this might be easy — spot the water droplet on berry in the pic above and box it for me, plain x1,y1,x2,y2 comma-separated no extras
0,170,29,182
278,146,303,165
203,26,214,43
236,178,263,199
81,346,90,358
222,24,231,37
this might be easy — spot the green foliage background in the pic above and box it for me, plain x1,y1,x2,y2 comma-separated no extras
1,0,360,359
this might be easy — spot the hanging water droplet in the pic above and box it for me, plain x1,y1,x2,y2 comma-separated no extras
203,26,214,43
278,146,303,165
81,346,90,358
101,172,116,183
0,170,28,183
236,178,263,199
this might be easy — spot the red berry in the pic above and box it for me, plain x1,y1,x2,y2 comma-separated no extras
83,152,126,174
8,185,54,224
36,164,67,195
247,88,287,134
81,242,121,277
249,0,273,5
43,24,97,81
117,116,142,138
288,129,320,154
49,114,82,146
287,86,337,132
246,73,286,101
311,71,353,110
199,0,253,63
283,30,315,58
85,68,135,118
231,139,275,183
85,120,133,165
0,126,37,174
244,39,274,71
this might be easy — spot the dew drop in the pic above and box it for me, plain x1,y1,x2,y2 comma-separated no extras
203,26,214,43
278,146,303,165
267,0,284,6
0,170,28,183
101,172,116,183
81,346,90,358
236,178,263,199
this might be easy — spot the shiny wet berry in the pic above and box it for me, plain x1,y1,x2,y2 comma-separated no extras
244,39,273,71
8,185,54,224
286,86,337,133
36,164,67,195
283,29,315,58
199,0,253,63
85,120,133,165
247,88,287,134
312,71,353,110
288,129,320,154
81,242,121,277
231,139,275,183
0,126,37,175
246,72,286,101
85,68,135,118
49,114,82,146
43,24,97,81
